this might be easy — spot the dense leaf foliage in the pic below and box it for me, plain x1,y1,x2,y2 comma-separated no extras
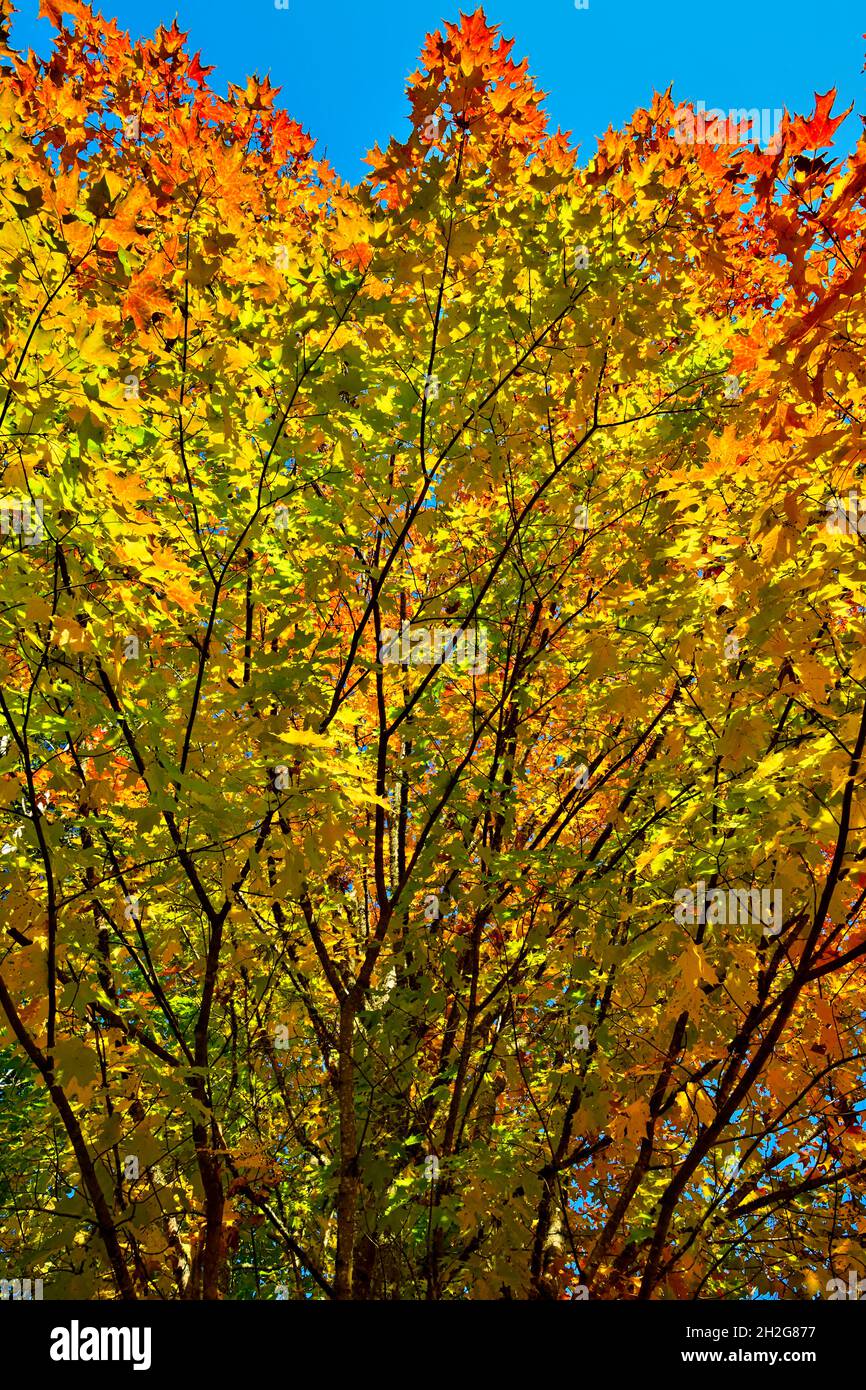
1,0,866,1299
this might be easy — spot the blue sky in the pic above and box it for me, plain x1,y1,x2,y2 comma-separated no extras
9,0,866,180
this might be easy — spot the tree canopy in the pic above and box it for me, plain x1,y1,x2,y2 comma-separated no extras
1,0,866,1300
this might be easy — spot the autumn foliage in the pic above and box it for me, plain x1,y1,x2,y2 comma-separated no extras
1,0,866,1300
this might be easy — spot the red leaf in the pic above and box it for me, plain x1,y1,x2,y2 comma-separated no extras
790,89,852,150
188,51,215,85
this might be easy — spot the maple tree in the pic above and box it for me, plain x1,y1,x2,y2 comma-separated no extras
1,0,866,1301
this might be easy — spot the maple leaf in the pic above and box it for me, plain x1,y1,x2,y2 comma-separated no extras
38,0,88,27
122,264,174,330
154,18,188,59
790,89,853,150
188,50,215,85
